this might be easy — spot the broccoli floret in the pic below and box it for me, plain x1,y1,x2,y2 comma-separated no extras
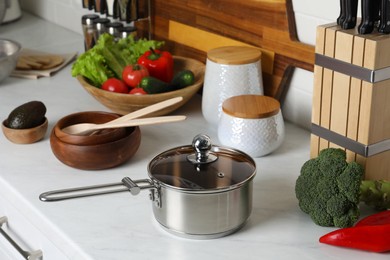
337,162,364,204
295,148,363,228
296,148,390,228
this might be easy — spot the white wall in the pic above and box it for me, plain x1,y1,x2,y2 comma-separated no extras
19,0,343,130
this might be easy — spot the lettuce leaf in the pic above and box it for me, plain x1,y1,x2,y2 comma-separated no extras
71,33,164,87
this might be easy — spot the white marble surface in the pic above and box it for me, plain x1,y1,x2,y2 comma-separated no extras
0,13,389,260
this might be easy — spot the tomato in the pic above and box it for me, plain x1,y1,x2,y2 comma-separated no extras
129,87,147,95
101,78,129,93
122,64,149,88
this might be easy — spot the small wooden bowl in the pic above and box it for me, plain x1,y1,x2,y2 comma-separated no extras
54,111,128,146
50,125,141,170
77,56,205,116
2,118,48,144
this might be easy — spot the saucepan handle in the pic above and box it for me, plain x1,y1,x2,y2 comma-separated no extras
39,178,155,202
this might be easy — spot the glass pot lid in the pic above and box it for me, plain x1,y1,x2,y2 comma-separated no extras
148,134,256,191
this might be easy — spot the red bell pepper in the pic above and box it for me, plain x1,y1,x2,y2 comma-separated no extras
319,225,390,253
137,48,174,83
320,210,390,253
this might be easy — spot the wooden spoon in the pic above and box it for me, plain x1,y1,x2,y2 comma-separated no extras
60,96,183,135
62,115,186,135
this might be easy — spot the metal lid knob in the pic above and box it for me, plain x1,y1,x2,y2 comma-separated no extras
187,134,218,164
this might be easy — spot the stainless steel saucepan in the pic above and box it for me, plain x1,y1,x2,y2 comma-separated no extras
40,134,256,239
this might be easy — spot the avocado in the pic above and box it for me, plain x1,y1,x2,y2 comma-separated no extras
5,101,47,129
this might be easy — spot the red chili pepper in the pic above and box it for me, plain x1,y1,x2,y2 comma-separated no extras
319,225,390,253
355,210,390,226
137,48,174,83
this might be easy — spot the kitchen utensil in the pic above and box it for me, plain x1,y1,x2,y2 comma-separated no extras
53,111,128,146
338,0,358,29
77,56,205,116
0,38,21,83
337,0,346,26
40,134,256,239
127,0,138,23
379,0,390,33
358,0,380,34
202,46,263,127
60,96,183,135
62,115,186,135
218,95,284,157
2,117,48,144
50,112,141,170
82,0,94,10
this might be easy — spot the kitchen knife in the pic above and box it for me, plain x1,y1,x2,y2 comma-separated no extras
94,0,102,13
82,0,94,10
342,0,358,29
113,0,120,19
126,0,139,23
358,0,380,34
379,0,390,33
98,0,107,14
337,0,347,25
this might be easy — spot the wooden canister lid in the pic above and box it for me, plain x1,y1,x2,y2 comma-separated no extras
207,46,262,65
222,95,280,119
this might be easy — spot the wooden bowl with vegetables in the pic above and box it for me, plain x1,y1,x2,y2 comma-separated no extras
77,56,205,116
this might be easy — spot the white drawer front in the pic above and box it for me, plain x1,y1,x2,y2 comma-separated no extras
0,196,68,260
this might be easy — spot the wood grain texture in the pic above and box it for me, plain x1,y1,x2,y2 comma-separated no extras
329,30,353,150
311,26,390,180
78,56,205,116
138,0,314,98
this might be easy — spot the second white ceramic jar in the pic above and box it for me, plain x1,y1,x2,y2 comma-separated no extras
202,46,264,126
218,95,285,157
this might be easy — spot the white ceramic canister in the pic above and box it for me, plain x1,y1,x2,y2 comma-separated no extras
218,95,285,157
202,46,264,126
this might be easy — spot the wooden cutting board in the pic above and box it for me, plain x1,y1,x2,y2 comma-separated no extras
137,0,315,101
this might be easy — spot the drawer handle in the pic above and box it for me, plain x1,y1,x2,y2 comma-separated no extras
0,216,43,260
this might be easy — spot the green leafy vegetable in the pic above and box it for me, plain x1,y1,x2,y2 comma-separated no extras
71,33,164,87
295,148,390,228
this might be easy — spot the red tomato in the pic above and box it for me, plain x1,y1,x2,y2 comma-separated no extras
122,64,149,88
129,87,147,95
101,78,129,93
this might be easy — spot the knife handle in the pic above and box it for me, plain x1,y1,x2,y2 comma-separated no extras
337,0,347,25
358,0,380,34
126,0,139,23
342,0,358,29
82,0,94,10
379,0,390,33
113,0,120,19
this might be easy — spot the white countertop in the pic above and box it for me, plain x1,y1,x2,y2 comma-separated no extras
0,13,388,260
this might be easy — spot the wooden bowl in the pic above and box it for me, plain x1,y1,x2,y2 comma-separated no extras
2,117,48,144
77,56,205,116
53,111,128,146
50,125,141,170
